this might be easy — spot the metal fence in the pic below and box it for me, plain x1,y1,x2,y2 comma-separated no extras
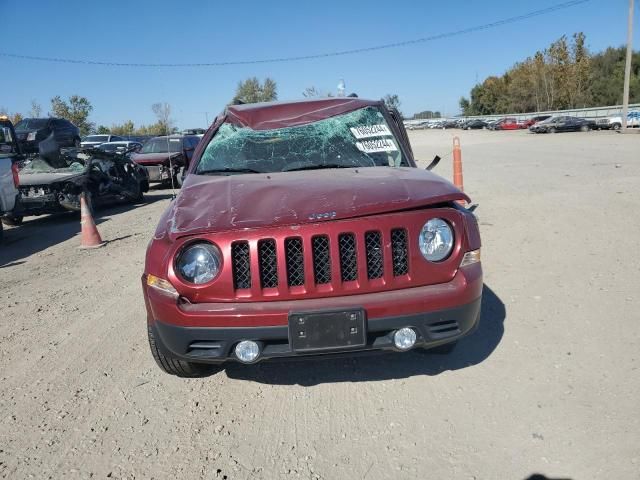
404,103,640,124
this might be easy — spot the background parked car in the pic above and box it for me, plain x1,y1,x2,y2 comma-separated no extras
15,148,149,219
80,134,126,148
464,119,488,130
15,117,81,153
131,134,200,186
595,111,640,130
530,116,595,133
493,117,519,130
96,141,143,154
522,115,552,128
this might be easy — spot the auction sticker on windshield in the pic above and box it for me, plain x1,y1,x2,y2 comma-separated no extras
350,124,392,139
356,138,397,153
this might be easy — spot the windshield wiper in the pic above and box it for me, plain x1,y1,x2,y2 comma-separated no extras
283,164,359,172
198,167,263,175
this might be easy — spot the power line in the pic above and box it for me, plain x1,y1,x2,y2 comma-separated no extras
0,0,590,68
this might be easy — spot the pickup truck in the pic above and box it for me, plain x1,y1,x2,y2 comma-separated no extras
0,117,22,241
595,111,640,130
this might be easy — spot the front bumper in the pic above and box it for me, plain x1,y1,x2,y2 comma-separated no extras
143,165,171,183
144,263,483,364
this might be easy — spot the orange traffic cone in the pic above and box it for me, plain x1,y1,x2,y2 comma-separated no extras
79,192,105,249
452,136,465,205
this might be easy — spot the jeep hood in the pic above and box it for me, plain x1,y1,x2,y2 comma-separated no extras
161,167,469,240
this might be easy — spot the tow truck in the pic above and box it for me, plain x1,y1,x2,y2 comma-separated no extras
0,116,22,241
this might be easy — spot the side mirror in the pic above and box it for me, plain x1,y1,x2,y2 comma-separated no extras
425,155,441,171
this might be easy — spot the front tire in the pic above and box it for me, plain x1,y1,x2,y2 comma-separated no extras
612,123,621,131
549,127,557,134
2,215,23,227
147,325,219,378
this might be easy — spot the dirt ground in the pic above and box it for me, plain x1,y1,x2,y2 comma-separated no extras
1,129,638,479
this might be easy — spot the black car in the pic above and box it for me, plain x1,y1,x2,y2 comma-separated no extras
530,116,596,133
12,147,149,220
14,118,81,153
464,119,488,130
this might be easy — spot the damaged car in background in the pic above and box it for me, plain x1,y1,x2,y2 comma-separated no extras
131,134,200,187
143,98,482,377
14,117,81,153
13,145,149,221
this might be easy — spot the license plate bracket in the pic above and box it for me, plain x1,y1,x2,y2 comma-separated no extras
289,309,366,353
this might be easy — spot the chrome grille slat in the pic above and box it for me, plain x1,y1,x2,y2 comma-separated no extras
391,228,409,276
231,227,411,292
258,239,278,288
338,233,358,282
285,238,305,287
365,231,384,279
312,235,332,284
231,241,251,289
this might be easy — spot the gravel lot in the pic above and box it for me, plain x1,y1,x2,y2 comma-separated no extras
1,129,638,479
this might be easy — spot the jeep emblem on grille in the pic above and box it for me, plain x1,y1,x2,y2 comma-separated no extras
308,211,337,221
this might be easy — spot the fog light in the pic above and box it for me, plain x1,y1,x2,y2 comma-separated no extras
393,327,417,350
234,340,260,363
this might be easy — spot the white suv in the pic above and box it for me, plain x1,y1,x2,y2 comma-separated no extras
596,111,640,130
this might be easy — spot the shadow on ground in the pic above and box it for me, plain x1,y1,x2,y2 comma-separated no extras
0,192,172,267
224,284,505,386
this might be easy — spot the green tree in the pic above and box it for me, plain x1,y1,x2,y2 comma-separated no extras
231,77,278,104
28,100,43,118
382,94,402,116
110,120,135,136
96,125,110,134
50,95,94,135
151,103,173,134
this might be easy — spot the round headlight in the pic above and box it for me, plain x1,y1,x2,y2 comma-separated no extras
176,242,221,284
419,218,454,262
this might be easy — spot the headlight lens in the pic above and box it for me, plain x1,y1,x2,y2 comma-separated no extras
175,242,221,284
27,132,37,141
419,218,454,262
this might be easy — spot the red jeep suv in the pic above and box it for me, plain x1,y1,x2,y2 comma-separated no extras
142,98,482,376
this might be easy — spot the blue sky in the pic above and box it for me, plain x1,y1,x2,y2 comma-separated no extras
1,0,637,129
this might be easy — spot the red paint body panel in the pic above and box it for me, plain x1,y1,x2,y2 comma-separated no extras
161,167,470,241
226,98,380,131
143,98,483,341
153,207,474,304
143,263,482,328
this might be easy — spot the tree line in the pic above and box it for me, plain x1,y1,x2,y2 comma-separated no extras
2,76,416,135
460,33,640,116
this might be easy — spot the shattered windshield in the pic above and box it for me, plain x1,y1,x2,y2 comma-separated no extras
141,138,182,154
21,157,86,174
196,106,407,175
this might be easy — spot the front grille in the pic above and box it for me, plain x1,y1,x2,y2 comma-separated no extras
230,226,413,292
285,238,305,286
312,236,332,284
365,231,384,279
258,239,278,288
391,228,409,276
231,242,251,289
338,233,358,281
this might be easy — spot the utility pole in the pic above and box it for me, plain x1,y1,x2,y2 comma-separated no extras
621,0,635,130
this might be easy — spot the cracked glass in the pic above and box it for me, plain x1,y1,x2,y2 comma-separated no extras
196,106,407,175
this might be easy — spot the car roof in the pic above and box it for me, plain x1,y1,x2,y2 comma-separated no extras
101,141,139,145
225,97,383,131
